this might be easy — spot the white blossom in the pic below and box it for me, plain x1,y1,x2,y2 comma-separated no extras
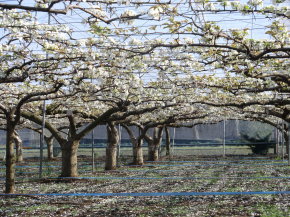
247,0,263,7
148,6,164,20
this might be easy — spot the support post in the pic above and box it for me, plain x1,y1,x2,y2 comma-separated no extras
223,119,226,157
277,128,280,157
275,126,279,155
91,128,95,173
39,13,50,179
39,100,46,179
117,124,121,167
288,122,290,166
2,150,5,162
282,122,285,160
172,128,175,157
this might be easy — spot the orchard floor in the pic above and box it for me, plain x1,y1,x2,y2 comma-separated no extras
0,154,289,217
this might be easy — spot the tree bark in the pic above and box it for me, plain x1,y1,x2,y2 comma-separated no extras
60,140,79,177
133,140,144,165
122,125,144,165
283,124,289,156
274,127,278,155
285,134,289,155
14,131,23,163
147,127,163,161
165,127,171,156
45,136,54,160
105,123,119,170
5,118,16,193
148,142,159,161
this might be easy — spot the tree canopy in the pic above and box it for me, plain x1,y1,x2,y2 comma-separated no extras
0,0,289,193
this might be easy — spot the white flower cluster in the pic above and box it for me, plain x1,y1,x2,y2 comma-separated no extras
121,10,137,24
129,38,143,46
247,0,263,7
148,6,164,20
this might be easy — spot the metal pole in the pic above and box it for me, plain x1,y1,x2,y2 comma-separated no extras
2,149,5,161
282,122,285,160
277,128,280,157
91,128,95,173
39,100,46,179
172,128,175,157
39,13,50,179
90,73,95,172
223,119,226,157
275,126,279,155
288,122,290,166
117,124,121,167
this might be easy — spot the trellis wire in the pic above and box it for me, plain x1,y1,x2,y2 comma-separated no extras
1,191,290,197
48,176,290,180
0,158,285,169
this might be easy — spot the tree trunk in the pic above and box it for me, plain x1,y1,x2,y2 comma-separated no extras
14,132,23,163
60,140,79,177
148,141,159,161
147,127,163,161
165,127,171,156
5,119,16,193
286,135,289,156
122,125,144,165
105,123,119,170
45,136,54,160
274,128,277,155
132,139,144,165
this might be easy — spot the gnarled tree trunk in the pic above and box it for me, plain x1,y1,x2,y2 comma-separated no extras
123,125,144,165
105,123,119,170
165,127,171,156
45,136,54,160
5,117,16,193
285,134,289,156
133,139,144,165
147,127,163,161
60,140,80,177
14,131,23,163
147,141,158,161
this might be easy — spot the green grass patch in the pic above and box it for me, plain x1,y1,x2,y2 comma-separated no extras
256,204,289,217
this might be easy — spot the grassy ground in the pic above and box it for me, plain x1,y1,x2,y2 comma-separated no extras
0,153,289,217
0,145,275,160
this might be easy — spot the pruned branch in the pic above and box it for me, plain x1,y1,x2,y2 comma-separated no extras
0,3,67,14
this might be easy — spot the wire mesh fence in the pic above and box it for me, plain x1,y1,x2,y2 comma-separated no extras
0,120,282,162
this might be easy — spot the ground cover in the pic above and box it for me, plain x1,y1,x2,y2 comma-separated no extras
0,145,276,162
0,155,289,216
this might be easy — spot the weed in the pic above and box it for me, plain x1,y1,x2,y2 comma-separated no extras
169,205,189,216
256,204,289,217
